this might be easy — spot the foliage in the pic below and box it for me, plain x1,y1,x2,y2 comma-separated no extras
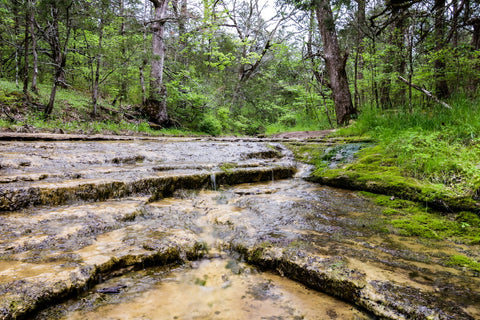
1,0,480,136
198,114,222,136
336,97,480,197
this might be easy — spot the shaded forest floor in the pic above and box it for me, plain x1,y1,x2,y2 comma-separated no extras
0,81,190,136
270,130,335,139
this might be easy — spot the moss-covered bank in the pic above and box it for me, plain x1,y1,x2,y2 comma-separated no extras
288,141,480,213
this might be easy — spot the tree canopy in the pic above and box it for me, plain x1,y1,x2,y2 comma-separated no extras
1,0,479,133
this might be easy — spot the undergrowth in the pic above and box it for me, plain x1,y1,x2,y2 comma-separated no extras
0,79,200,136
335,97,480,197
265,111,335,135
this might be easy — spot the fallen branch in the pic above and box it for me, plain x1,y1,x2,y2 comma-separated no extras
99,105,139,120
397,76,452,109
1,105,16,122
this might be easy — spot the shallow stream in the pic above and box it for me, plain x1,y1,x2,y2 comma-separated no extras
0,136,479,319
37,258,370,320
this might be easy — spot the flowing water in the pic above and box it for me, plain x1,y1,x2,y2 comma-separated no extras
40,258,370,320
0,136,479,319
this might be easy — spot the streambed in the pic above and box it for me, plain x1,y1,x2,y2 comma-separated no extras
35,258,371,320
0,135,479,319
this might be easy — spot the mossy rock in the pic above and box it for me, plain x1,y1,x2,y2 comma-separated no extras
307,145,480,213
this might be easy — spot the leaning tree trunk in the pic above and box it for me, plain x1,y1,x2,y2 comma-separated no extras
314,0,355,125
146,0,169,126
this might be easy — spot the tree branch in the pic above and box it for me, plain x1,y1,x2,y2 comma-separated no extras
397,76,452,109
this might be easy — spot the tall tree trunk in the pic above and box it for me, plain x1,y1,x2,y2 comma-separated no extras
307,10,333,127
45,6,62,117
146,0,169,125
468,17,480,93
314,0,355,125
23,1,30,97
172,0,188,63
29,0,38,94
13,3,20,87
354,0,366,109
119,0,127,105
139,0,148,106
470,17,480,50
379,16,406,109
433,0,449,99
92,16,104,116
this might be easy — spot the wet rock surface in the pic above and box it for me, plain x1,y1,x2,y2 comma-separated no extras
0,135,479,319
0,137,294,211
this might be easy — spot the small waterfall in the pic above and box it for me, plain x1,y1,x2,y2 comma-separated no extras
210,173,217,190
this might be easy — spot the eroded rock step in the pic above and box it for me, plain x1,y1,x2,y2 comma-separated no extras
0,198,201,319
0,167,295,211
0,139,295,211
1,179,478,319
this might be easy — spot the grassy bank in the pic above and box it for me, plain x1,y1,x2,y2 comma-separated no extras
290,97,480,213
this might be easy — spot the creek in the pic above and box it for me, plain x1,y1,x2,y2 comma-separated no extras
0,135,479,319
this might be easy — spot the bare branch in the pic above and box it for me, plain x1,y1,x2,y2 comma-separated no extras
397,76,452,109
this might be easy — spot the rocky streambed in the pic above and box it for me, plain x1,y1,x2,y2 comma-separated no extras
0,134,479,319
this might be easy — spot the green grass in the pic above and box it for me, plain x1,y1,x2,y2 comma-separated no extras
334,98,480,199
0,78,203,136
265,111,335,135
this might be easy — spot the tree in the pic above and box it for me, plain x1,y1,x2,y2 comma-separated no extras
353,0,366,109
313,0,356,124
28,0,38,94
433,0,449,99
40,0,73,117
222,0,292,111
90,0,108,116
145,0,170,125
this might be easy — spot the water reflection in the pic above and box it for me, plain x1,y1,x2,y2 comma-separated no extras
41,258,371,320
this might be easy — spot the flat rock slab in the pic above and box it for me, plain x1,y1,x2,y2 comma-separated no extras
2,179,478,319
0,138,295,211
0,137,478,320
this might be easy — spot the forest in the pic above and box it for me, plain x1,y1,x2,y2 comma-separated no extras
0,0,479,134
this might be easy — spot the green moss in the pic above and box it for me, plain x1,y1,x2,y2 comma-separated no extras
391,219,439,238
382,208,401,216
446,254,480,272
359,191,480,244
373,195,416,209
219,162,237,173
306,144,477,212
285,142,329,167
468,237,480,245
195,276,208,286
456,211,480,227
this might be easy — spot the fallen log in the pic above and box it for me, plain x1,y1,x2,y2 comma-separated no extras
397,76,452,109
